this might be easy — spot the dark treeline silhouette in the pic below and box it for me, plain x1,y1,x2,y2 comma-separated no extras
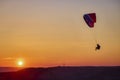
0,66,120,80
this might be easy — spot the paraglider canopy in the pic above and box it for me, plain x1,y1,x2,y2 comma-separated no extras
83,13,96,28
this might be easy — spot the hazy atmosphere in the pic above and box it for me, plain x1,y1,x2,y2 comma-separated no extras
0,0,120,67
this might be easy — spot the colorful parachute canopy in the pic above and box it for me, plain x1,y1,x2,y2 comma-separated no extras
83,13,96,28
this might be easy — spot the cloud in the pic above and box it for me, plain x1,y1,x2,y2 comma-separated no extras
1,57,15,61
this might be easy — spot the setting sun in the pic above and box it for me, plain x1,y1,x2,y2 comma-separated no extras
18,61,23,66
17,60,24,67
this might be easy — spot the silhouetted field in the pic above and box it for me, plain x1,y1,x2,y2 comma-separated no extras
0,66,120,80
0,67,21,72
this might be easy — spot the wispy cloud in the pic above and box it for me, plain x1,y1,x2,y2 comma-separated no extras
1,57,16,61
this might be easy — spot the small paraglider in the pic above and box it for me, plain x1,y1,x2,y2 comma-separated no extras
83,13,101,51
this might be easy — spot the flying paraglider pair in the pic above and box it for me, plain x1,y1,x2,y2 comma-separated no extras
83,13,101,50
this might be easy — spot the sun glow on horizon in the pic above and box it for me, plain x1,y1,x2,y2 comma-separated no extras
17,59,24,67
18,61,23,66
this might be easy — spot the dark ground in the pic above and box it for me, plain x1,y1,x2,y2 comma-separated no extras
0,66,120,80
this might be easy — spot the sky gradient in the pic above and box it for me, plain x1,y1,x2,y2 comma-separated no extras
0,0,120,67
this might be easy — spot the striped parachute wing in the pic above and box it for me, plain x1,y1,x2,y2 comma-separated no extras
83,13,96,28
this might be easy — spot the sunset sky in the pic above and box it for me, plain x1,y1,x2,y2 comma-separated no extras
0,0,120,67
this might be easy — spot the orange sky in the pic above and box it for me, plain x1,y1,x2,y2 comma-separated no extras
0,0,120,67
